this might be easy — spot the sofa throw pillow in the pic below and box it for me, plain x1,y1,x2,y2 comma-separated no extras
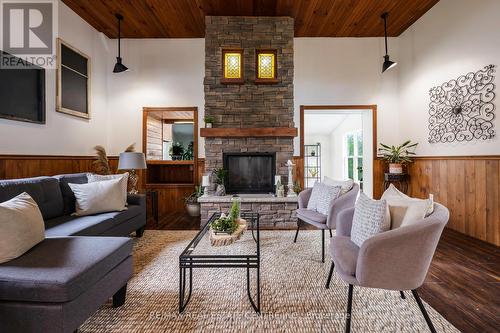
0,192,45,264
323,176,354,195
68,178,127,216
87,172,129,206
351,193,390,247
381,184,433,229
307,182,340,214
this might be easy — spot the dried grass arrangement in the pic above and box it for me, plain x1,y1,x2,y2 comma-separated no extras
92,143,136,175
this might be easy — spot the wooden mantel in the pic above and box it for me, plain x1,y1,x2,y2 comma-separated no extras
200,127,298,138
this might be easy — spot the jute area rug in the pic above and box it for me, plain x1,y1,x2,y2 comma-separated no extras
81,230,459,333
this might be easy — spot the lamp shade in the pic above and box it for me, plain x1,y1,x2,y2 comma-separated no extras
118,152,147,170
201,175,210,187
382,55,397,73
113,57,129,73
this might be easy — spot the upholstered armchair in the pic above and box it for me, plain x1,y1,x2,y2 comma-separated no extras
294,183,359,262
325,203,449,333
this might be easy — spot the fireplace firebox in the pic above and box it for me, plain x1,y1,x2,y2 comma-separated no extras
223,152,276,194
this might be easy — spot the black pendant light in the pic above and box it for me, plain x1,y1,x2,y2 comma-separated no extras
381,12,397,73
113,13,128,73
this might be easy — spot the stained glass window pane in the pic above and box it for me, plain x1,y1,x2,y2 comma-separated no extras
224,53,241,79
258,53,275,79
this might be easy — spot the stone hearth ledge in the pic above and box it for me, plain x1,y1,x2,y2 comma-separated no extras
199,194,298,229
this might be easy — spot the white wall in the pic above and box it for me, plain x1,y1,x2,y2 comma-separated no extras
397,0,500,156
106,38,205,155
294,37,400,156
0,2,110,155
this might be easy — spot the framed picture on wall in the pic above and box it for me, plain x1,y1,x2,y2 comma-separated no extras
56,38,91,119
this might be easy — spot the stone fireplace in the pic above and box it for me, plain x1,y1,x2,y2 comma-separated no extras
203,16,295,184
200,16,297,229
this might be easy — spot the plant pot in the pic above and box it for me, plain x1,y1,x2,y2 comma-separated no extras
205,122,213,128
186,203,200,217
171,155,182,161
389,163,403,174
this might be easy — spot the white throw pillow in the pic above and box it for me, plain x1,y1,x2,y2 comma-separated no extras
323,176,354,195
87,172,129,206
381,184,433,229
351,193,390,247
0,192,45,264
68,178,127,216
307,182,341,215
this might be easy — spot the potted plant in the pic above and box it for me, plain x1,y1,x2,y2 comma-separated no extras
204,115,215,128
169,142,184,160
212,167,228,196
378,140,418,174
184,186,203,217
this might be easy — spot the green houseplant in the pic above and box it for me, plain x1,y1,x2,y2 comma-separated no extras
169,142,184,160
184,186,203,217
378,140,418,174
204,115,215,128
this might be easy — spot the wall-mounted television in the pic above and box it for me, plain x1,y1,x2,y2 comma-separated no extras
0,51,46,124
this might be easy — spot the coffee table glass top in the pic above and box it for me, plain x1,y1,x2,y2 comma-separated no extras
180,212,260,259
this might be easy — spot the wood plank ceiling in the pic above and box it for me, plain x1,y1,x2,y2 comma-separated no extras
62,0,439,38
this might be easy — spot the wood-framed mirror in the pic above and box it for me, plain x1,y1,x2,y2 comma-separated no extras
142,107,198,186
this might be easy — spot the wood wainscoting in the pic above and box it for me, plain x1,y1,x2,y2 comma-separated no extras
373,156,500,246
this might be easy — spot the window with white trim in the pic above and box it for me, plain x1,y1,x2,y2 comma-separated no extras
344,130,363,184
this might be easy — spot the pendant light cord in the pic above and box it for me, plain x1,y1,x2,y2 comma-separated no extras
118,16,121,58
383,13,388,56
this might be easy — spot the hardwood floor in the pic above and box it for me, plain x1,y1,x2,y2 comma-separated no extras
419,229,500,333
146,214,499,333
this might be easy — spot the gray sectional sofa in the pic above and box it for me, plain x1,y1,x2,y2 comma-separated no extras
0,173,147,333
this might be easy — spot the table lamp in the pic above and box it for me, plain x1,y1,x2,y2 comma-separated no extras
118,152,147,194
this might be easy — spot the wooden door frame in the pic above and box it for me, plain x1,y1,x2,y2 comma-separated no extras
142,106,199,184
299,105,377,193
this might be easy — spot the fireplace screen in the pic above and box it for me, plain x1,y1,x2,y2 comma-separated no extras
223,153,276,194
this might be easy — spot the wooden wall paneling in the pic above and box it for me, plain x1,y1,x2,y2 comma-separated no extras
197,158,205,184
146,114,163,160
156,186,194,215
474,160,487,241
485,160,499,245
371,156,499,246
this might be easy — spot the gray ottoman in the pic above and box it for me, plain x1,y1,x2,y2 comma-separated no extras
0,236,133,333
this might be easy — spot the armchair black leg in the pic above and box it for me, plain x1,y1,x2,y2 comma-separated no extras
136,226,145,238
293,223,300,243
400,291,406,299
113,284,127,308
325,261,335,289
411,289,437,333
329,229,333,238
345,284,354,333
321,229,325,263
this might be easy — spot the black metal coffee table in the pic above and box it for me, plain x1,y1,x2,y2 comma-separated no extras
179,212,260,313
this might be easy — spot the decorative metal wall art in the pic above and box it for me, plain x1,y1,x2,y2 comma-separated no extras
428,64,496,143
